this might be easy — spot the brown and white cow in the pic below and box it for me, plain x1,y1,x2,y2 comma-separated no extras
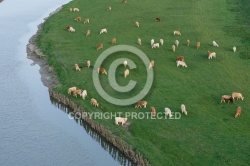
221,95,234,103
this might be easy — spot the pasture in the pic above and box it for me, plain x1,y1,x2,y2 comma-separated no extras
36,0,250,165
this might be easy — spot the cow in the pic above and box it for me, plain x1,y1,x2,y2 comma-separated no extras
160,39,164,46
123,60,128,67
235,106,242,118
187,39,190,46
86,60,91,68
207,50,216,59
98,68,107,74
68,86,76,95
84,18,90,24
152,43,160,48
138,38,142,45
150,107,156,117
176,56,184,62
73,8,80,12
74,16,81,21
181,104,187,115
233,46,236,53
91,98,99,107
111,38,116,44
174,30,181,35
115,117,128,126
86,30,90,36
212,41,219,47
175,40,179,47
73,89,82,98
196,42,200,49
100,28,107,34
232,92,244,100
135,21,139,27
221,95,234,103
66,26,75,32
176,61,187,67
135,100,147,108
80,90,87,100
107,6,111,11
124,69,129,78
172,45,176,52
155,17,161,22
96,43,103,50
74,64,81,71
164,107,173,118
149,60,154,69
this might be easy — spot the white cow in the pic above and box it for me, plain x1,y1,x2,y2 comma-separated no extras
233,46,236,53
172,45,176,52
212,41,219,47
177,61,187,67
181,104,187,115
115,117,128,126
152,43,160,48
100,28,107,34
175,40,179,47
160,39,164,46
80,90,87,100
123,60,128,67
151,39,154,46
138,38,142,45
164,107,173,118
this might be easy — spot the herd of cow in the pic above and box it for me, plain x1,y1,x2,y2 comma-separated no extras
66,1,244,126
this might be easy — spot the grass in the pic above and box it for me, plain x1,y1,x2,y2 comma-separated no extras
36,0,250,165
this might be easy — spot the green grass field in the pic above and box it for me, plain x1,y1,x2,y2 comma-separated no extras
37,0,250,165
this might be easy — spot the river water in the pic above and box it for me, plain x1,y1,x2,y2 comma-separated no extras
0,0,133,165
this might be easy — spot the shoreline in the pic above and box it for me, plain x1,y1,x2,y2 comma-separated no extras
26,6,150,166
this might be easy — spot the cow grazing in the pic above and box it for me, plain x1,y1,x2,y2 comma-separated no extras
86,60,91,68
138,38,142,45
155,17,161,22
74,16,81,21
233,46,236,53
176,56,184,62
152,43,160,48
232,92,244,100
115,117,128,126
123,60,128,67
98,68,107,74
90,98,99,107
187,39,190,46
207,50,216,59
135,100,147,108
160,39,164,46
181,104,187,115
149,60,154,69
83,18,90,24
100,28,107,34
111,38,116,44
164,107,173,118
196,42,200,49
235,106,242,118
73,89,82,98
107,6,111,11
80,90,87,100
212,41,219,47
150,107,156,117
86,30,90,36
124,69,129,78
175,40,179,47
151,39,154,46
74,64,81,71
96,43,103,50
172,45,176,52
66,26,75,32
135,21,139,27
73,8,80,12
174,30,181,35
68,86,76,95
122,0,127,4
177,61,187,67
221,95,234,103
